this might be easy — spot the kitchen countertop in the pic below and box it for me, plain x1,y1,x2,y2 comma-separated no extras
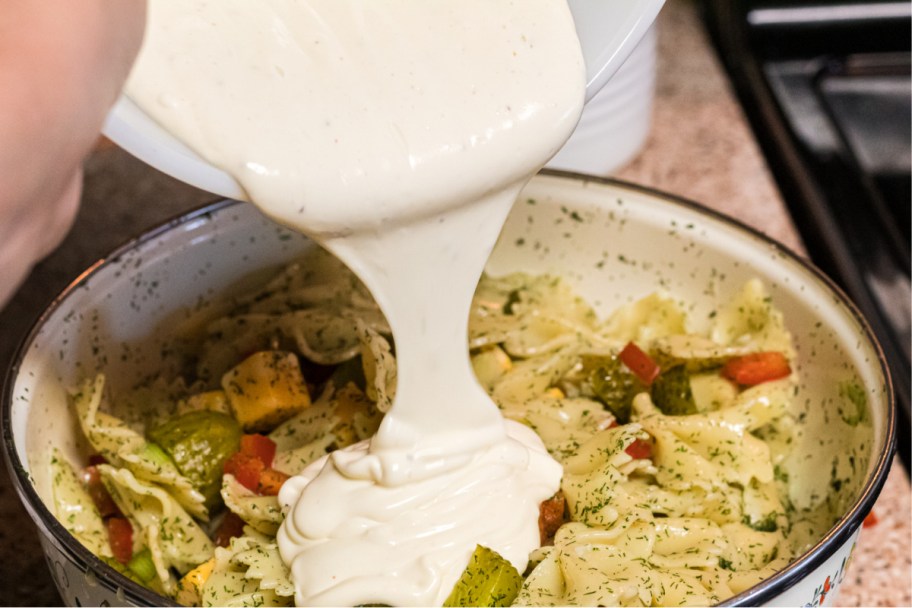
0,0,908,605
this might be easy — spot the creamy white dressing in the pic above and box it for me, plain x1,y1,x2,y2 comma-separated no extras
126,1,585,605
279,421,561,606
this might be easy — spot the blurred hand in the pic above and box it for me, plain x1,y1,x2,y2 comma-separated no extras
0,0,146,307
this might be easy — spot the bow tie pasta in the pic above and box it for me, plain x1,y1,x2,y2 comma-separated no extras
50,249,868,607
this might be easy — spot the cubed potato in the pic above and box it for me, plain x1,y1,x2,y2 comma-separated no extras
221,351,311,432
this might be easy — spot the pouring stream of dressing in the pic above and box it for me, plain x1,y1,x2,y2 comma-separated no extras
126,1,585,604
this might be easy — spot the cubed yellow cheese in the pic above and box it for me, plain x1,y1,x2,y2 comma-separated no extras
334,383,372,424
331,383,374,448
175,557,215,606
545,387,565,399
471,346,513,390
176,389,231,416
221,351,311,432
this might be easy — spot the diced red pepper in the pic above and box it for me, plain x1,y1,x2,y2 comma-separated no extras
80,466,120,519
239,434,277,468
538,493,566,546
722,352,791,386
106,516,133,564
257,468,290,496
213,512,246,548
625,438,653,460
223,451,265,493
619,341,661,386
226,435,285,496
863,511,879,528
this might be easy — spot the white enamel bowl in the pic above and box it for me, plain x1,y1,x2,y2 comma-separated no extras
3,173,895,606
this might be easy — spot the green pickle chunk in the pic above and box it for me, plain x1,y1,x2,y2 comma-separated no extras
100,554,165,595
127,547,157,583
586,356,643,424
443,545,522,607
650,366,697,416
147,410,241,507
139,441,176,470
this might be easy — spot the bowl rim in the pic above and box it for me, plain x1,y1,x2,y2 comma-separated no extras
1,171,896,606
0,202,235,607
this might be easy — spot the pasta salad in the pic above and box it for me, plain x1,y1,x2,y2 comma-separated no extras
50,248,831,607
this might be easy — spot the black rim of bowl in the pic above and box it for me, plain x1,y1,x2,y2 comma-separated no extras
1,171,897,607
0,200,238,607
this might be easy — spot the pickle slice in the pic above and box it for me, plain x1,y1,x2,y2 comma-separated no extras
148,410,241,507
444,545,522,607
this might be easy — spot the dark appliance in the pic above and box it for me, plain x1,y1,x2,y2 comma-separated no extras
701,0,911,470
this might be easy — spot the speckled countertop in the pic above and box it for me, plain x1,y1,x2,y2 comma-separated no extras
0,0,908,606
